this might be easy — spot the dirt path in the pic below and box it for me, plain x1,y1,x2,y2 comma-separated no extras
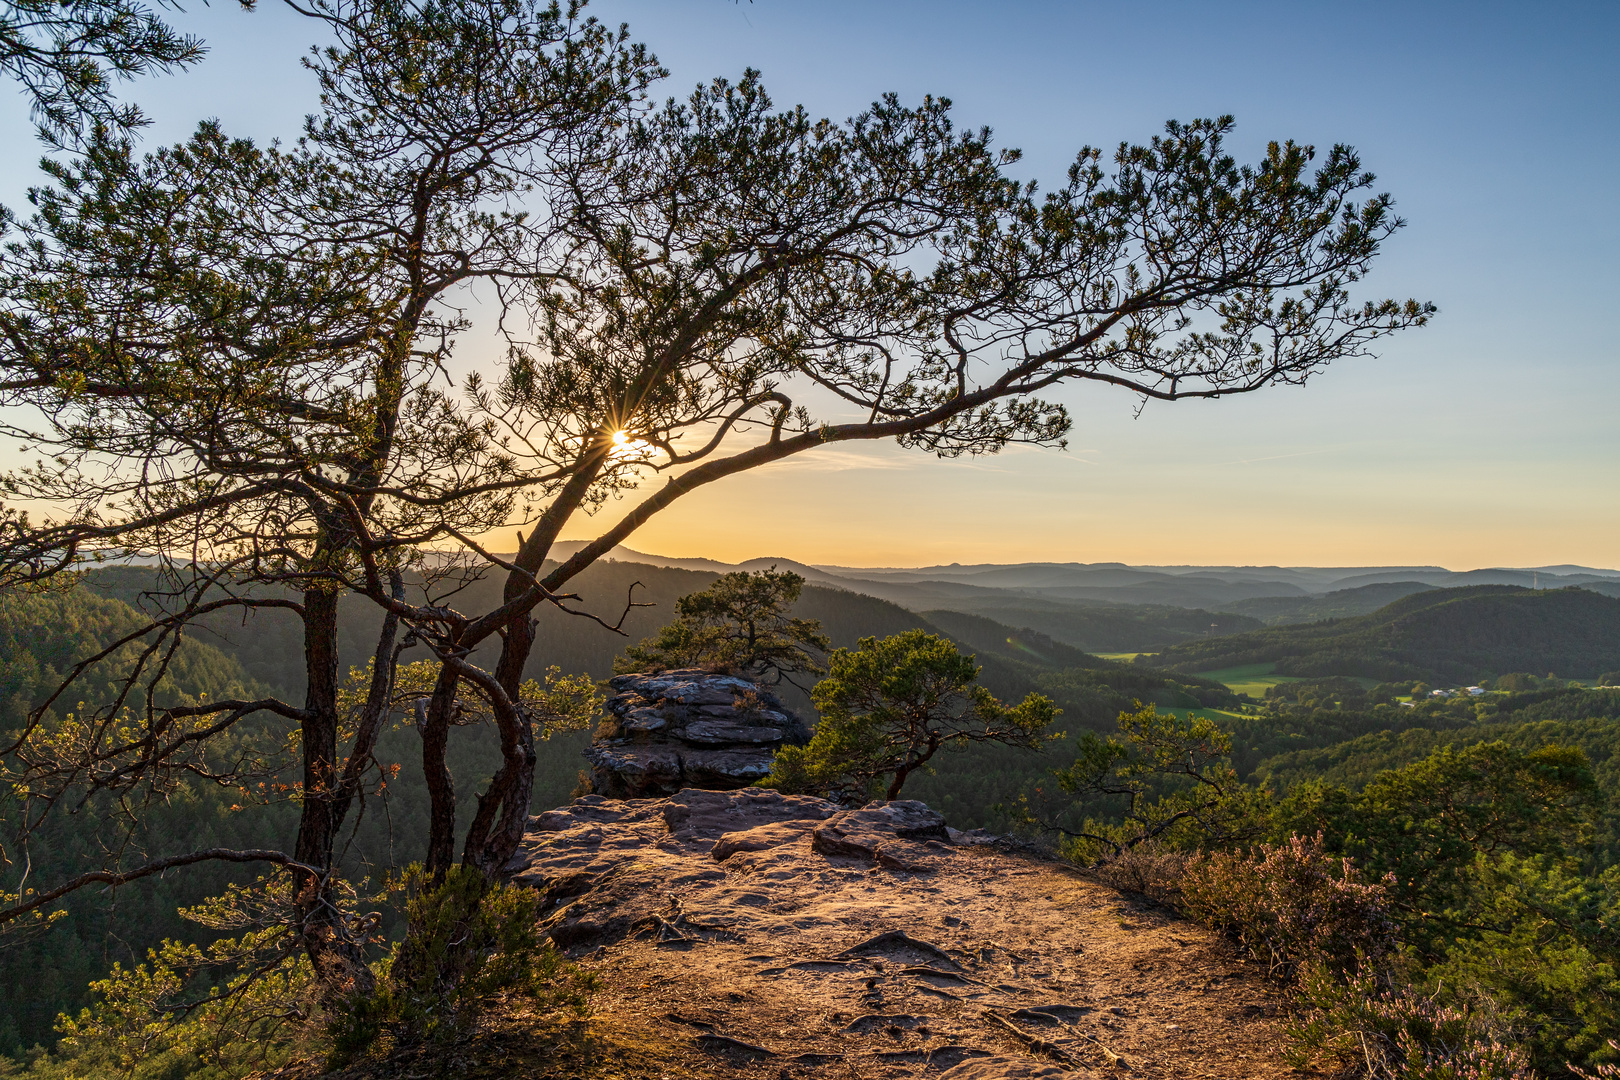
503,791,1295,1080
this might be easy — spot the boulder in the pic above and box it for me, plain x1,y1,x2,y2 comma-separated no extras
712,819,824,862
812,800,951,872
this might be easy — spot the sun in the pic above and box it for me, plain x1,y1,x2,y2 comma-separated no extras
609,429,649,459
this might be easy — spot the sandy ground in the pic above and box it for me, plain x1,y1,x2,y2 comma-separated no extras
496,790,1296,1080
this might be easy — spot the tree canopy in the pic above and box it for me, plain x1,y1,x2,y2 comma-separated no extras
0,0,208,140
768,629,1056,801
617,568,830,683
0,0,1432,1030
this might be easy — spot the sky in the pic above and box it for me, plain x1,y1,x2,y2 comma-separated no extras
1,0,1616,569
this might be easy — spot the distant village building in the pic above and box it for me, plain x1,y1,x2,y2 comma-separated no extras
1465,686,1486,696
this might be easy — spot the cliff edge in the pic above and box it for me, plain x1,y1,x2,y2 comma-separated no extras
494,789,1293,1080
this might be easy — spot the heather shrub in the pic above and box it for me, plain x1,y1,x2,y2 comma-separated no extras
1063,712,1619,1077
1084,840,1189,904
1288,963,1537,1080
1172,836,1540,1078
1570,1042,1620,1080
1178,833,1398,981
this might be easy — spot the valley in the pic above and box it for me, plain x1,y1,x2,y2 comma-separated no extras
4,556,1619,1075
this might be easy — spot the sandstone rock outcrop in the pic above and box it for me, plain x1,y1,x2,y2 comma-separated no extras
584,670,808,798
503,789,1297,1079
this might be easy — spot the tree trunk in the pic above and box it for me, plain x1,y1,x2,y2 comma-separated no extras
885,768,909,801
887,742,941,800
331,570,402,839
492,451,608,701
458,668,535,876
293,584,375,998
460,450,609,881
494,609,534,699
421,663,459,879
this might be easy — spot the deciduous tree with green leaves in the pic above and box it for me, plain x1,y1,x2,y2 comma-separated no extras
769,629,1056,801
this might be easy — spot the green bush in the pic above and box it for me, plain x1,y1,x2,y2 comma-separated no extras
617,569,829,683
1041,704,1271,861
330,866,592,1063
1081,716,1619,1078
768,630,1054,801
1272,741,1599,951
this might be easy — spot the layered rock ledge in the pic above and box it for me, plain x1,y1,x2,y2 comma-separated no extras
505,790,1294,1080
585,670,808,798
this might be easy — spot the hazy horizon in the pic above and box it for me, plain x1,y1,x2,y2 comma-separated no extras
543,542,1620,580
3,0,1615,568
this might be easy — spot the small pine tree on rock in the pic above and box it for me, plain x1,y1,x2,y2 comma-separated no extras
617,568,831,685
767,629,1057,801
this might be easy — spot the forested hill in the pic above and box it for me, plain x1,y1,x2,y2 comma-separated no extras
0,584,265,728
1214,580,1436,625
1144,585,1620,682
0,587,278,1055
74,560,1223,716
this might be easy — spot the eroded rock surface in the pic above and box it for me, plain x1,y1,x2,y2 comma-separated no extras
586,671,809,798
507,789,1294,1080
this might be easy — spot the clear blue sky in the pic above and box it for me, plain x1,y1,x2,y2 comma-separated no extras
2,1,1615,568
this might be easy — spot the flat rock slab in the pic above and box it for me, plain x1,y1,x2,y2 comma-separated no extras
506,788,1297,1080
662,787,837,841
712,819,823,862
813,800,953,871
937,1054,1085,1079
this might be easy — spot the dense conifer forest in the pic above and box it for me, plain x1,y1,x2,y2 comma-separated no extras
5,565,1620,1075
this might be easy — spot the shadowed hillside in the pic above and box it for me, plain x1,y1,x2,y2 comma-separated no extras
1214,580,1437,625
1144,585,1620,682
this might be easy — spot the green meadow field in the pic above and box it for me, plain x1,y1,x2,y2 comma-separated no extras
1189,662,1304,698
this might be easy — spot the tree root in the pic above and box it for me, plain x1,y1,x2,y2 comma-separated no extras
985,1010,1129,1070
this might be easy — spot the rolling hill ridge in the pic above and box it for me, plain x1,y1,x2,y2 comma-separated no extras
1144,585,1620,683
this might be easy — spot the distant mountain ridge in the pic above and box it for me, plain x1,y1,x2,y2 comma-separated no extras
545,542,1620,593
541,544,1620,647
1219,581,1440,626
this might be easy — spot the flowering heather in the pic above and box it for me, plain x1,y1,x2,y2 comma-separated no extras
1178,833,1398,981
1292,963,1538,1080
